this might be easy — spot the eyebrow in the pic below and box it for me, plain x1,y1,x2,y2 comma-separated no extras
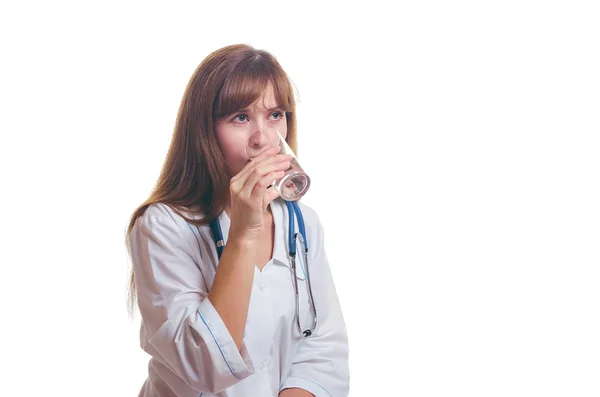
238,106,284,112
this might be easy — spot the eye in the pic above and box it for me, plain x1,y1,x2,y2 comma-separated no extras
270,111,284,121
233,113,248,123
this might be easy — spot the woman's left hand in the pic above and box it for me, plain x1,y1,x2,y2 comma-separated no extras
278,388,315,397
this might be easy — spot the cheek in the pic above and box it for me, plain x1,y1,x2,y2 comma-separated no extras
279,122,288,141
217,135,248,173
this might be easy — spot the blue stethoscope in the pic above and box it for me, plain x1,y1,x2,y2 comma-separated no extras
209,200,317,337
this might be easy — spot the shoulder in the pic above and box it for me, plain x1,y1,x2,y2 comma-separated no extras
132,203,175,232
130,203,208,263
142,202,173,219
295,200,320,227
274,198,319,224
139,203,204,225
143,202,193,220
278,199,326,247
133,202,205,242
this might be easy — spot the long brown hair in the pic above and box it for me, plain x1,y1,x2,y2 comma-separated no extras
125,44,298,314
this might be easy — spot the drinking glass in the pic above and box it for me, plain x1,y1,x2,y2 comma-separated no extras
246,130,311,201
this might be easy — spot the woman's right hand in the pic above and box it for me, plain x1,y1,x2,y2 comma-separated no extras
228,146,292,242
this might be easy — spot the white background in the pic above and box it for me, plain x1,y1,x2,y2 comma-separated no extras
1,1,599,396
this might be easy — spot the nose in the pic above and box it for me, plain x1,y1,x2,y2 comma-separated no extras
248,120,272,149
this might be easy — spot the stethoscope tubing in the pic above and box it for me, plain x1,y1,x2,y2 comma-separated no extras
209,201,317,337
285,201,317,337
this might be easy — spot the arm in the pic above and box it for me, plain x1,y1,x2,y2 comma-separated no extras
208,237,257,351
211,145,291,351
279,215,350,397
130,204,256,394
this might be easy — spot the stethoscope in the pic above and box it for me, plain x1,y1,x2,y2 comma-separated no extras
209,200,318,337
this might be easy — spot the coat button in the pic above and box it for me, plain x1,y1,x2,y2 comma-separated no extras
259,281,267,291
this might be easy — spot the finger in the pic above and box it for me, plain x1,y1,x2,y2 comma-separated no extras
241,159,290,197
250,170,286,203
232,153,290,195
238,147,279,175
230,146,282,190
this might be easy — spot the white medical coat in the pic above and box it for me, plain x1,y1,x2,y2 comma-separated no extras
129,198,350,397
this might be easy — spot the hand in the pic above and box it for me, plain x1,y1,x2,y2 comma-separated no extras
228,145,292,242
279,388,315,397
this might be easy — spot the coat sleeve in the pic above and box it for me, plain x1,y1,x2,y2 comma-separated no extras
130,204,255,394
279,214,350,397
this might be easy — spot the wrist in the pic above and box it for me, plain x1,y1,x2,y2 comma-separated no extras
228,227,263,245
226,233,260,251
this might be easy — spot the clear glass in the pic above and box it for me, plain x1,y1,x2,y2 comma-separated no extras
245,130,311,201
272,131,311,201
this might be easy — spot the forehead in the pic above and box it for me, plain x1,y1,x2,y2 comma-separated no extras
251,83,278,108
214,75,290,119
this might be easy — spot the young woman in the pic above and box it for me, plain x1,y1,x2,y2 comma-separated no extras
126,44,349,397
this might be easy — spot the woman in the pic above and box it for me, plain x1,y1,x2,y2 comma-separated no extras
126,44,350,397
